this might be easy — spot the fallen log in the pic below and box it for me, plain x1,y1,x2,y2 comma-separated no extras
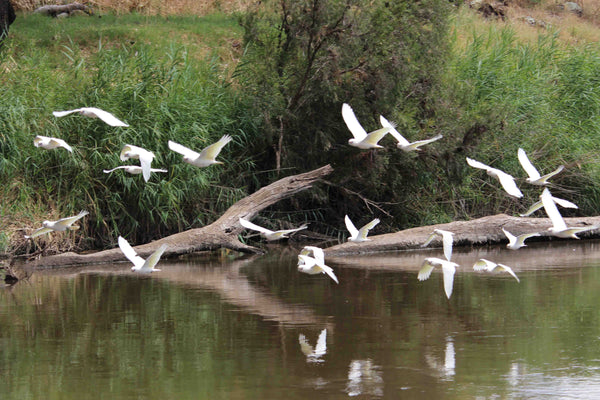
34,3,92,17
28,164,333,269
324,213,600,256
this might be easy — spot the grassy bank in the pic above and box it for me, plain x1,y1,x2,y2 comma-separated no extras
2,4,600,256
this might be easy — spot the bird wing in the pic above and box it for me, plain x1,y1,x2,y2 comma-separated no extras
52,109,81,117
440,230,453,262
168,140,200,159
275,224,308,236
314,329,327,357
517,148,541,180
541,188,567,230
120,144,135,161
239,218,273,235
520,200,543,217
538,165,564,182
342,103,368,141
502,228,516,245
344,215,359,239
150,168,168,173
319,263,339,284
441,262,457,299
198,135,232,162
421,231,437,247
495,170,523,198
362,127,392,147
406,135,444,151
380,115,410,146
301,246,325,263
517,232,541,245
118,236,145,268
298,334,314,356
552,196,578,209
103,166,124,173
49,138,73,152
357,218,380,240
25,227,54,239
138,150,155,182
473,258,495,271
418,259,436,281
140,244,168,272
83,107,129,127
466,157,491,171
496,264,520,282
55,210,89,229
33,135,48,147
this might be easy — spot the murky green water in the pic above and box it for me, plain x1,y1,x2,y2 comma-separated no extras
2,240,600,399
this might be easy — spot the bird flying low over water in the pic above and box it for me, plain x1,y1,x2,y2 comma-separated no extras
297,246,338,283
520,195,578,217
473,258,520,282
168,135,232,168
239,217,308,241
517,148,564,186
119,144,156,182
466,157,523,198
345,215,380,243
34,135,73,152
502,228,540,250
53,107,129,127
25,210,89,239
379,115,443,152
421,229,454,261
541,188,598,239
118,236,168,274
103,166,168,176
342,103,392,149
418,257,459,299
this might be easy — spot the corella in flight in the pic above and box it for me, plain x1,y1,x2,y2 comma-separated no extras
34,135,73,152
345,215,380,242
25,210,89,239
119,144,156,182
168,135,232,168
239,217,308,241
297,246,338,283
103,166,167,176
118,236,168,274
418,257,459,299
380,115,442,152
541,188,598,239
53,107,129,127
421,229,454,261
342,103,392,149
473,259,520,282
466,157,523,198
502,228,540,250
517,148,564,186
520,195,578,217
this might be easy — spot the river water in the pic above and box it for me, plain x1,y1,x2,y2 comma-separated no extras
2,240,600,399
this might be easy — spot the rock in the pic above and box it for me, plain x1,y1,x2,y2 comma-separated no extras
469,0,507,20
564,2,583,16
0,0,16,43
524,16,536,25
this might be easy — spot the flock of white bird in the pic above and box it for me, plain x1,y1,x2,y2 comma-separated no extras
26,103,596,288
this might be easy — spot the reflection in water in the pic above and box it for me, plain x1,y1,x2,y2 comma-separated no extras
298,328,327,363
345,359,384,397
425,335,456,381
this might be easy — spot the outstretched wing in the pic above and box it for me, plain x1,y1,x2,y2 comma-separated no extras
53,109,81,117
55,210,89,229
168,140,201,159
495,170,523,198
140,244,168,272
138,150,155,182
342,103,367,142
49,138,73,152
496,264,520,282
239,218,273,235
320,264,339,284
198,135,232,162
441,263,456,299
83,107,129,127
24,227,53,239
517,148,541,180
466,157,491,171
118,236,145,268
344,215,359,239
357,218,380,240
473,258,495,271
406,135,443,151
276,224,308,235
541,188,567,231
418,259,436,281
380,115,409,146
301,246,325,263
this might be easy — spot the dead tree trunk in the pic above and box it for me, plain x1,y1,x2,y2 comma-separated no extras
28,164,333,269
34,3,92,17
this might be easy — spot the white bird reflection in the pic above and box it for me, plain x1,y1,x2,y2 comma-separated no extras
425,335,456,381
345,359,384,397
298,328,327,363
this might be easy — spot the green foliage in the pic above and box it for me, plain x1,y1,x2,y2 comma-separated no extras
0,13,259,250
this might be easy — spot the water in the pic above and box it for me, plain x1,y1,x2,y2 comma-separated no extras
2,240,600,399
